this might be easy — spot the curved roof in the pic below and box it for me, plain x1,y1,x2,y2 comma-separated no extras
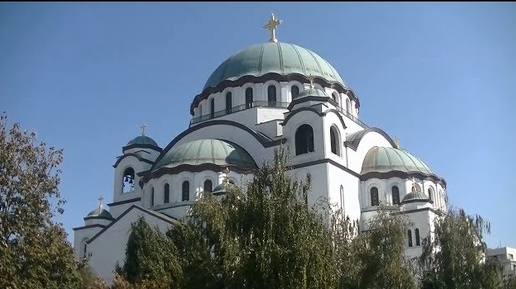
86,207,113,219
152,139,258,171
361,146,433,175
126,135,159,148
203,42,345,91
296,87,329,99
402,191,429,203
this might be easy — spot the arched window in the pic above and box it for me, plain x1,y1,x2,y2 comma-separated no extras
150,187,155,207
82,238,88,259
210,98,215,119
332,92,338,103
346,98,351,113
291,85,299,99
415,228,421,246
199,105,203,119
182,181,190,201
164,184,170,204
245,87,253,109
330,126,340,155
267,85,277,107
204,179,213,193
370,187,379,206
225,92,232,114
295,124,314,155
122,167,135,193
340,185,345,213
392,186,400,204
428,188,434,201
408,230,413,247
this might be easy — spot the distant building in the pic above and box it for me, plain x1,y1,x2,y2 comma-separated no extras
487,247,516,278
73,14,448,284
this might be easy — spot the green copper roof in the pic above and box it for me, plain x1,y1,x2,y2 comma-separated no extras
203,42,345,90
153,139,258,171
402,191,429,203
126,135,159,148
86,207,113,219
361,146,433,175
297,87,329,99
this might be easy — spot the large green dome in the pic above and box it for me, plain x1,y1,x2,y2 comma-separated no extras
361,146,433,175
153,139,258,171
203,42,345,90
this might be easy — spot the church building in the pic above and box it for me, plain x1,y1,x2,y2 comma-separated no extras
73,14,448,283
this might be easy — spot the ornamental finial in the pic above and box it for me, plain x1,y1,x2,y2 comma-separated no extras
263,13,283,43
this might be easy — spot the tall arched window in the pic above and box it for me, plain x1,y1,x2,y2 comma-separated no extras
415,228,421,246
291,85,299,99
182,181,190,201
164,183,170,204
340,185,345,213
346,98,351,113
295,124,314,155
267,85,277,107
428,188,434,201
225,92,232,114
210,98,215,119
408,230,413,247
204,180,213,193
370,187,379,206
332,92,338,103
122,167,135,193
199,105,203,119
150,187,155,207
392,186,400,204
245,87,253,109
330,126,340,156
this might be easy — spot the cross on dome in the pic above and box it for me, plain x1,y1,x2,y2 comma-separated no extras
411,177,418,193
263,13,283,43
98,195,104,210
393,136,400,149
307,74,315,89
140,123,147,136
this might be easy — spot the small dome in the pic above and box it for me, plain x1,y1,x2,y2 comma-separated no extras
401,191,429,203
212,182,236,195
86,207,113,219
361,146,433,175
153,139,258,171
203,42,344,91
126,135,159,148
296,87,330,99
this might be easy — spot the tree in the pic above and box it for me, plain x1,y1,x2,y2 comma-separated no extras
182,148,338,289
0,112,83,288
418,207,503,289
332,207,416,289
120,217,183,289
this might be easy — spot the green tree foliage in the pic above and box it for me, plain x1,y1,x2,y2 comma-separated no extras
121,217,183,288
0,112,84,288
419,207,503,289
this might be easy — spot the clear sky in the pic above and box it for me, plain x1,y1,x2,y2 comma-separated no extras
1,2,515,248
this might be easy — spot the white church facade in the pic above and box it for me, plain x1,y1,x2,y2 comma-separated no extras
73,14,448,283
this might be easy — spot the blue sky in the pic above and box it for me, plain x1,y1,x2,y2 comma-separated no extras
1,2,515,248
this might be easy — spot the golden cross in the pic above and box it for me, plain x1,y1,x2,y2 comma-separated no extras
140,123,147,136
223,167,231,184
98,195,104,210
393,136,400,148
263,13,283,43
411,177,417,192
